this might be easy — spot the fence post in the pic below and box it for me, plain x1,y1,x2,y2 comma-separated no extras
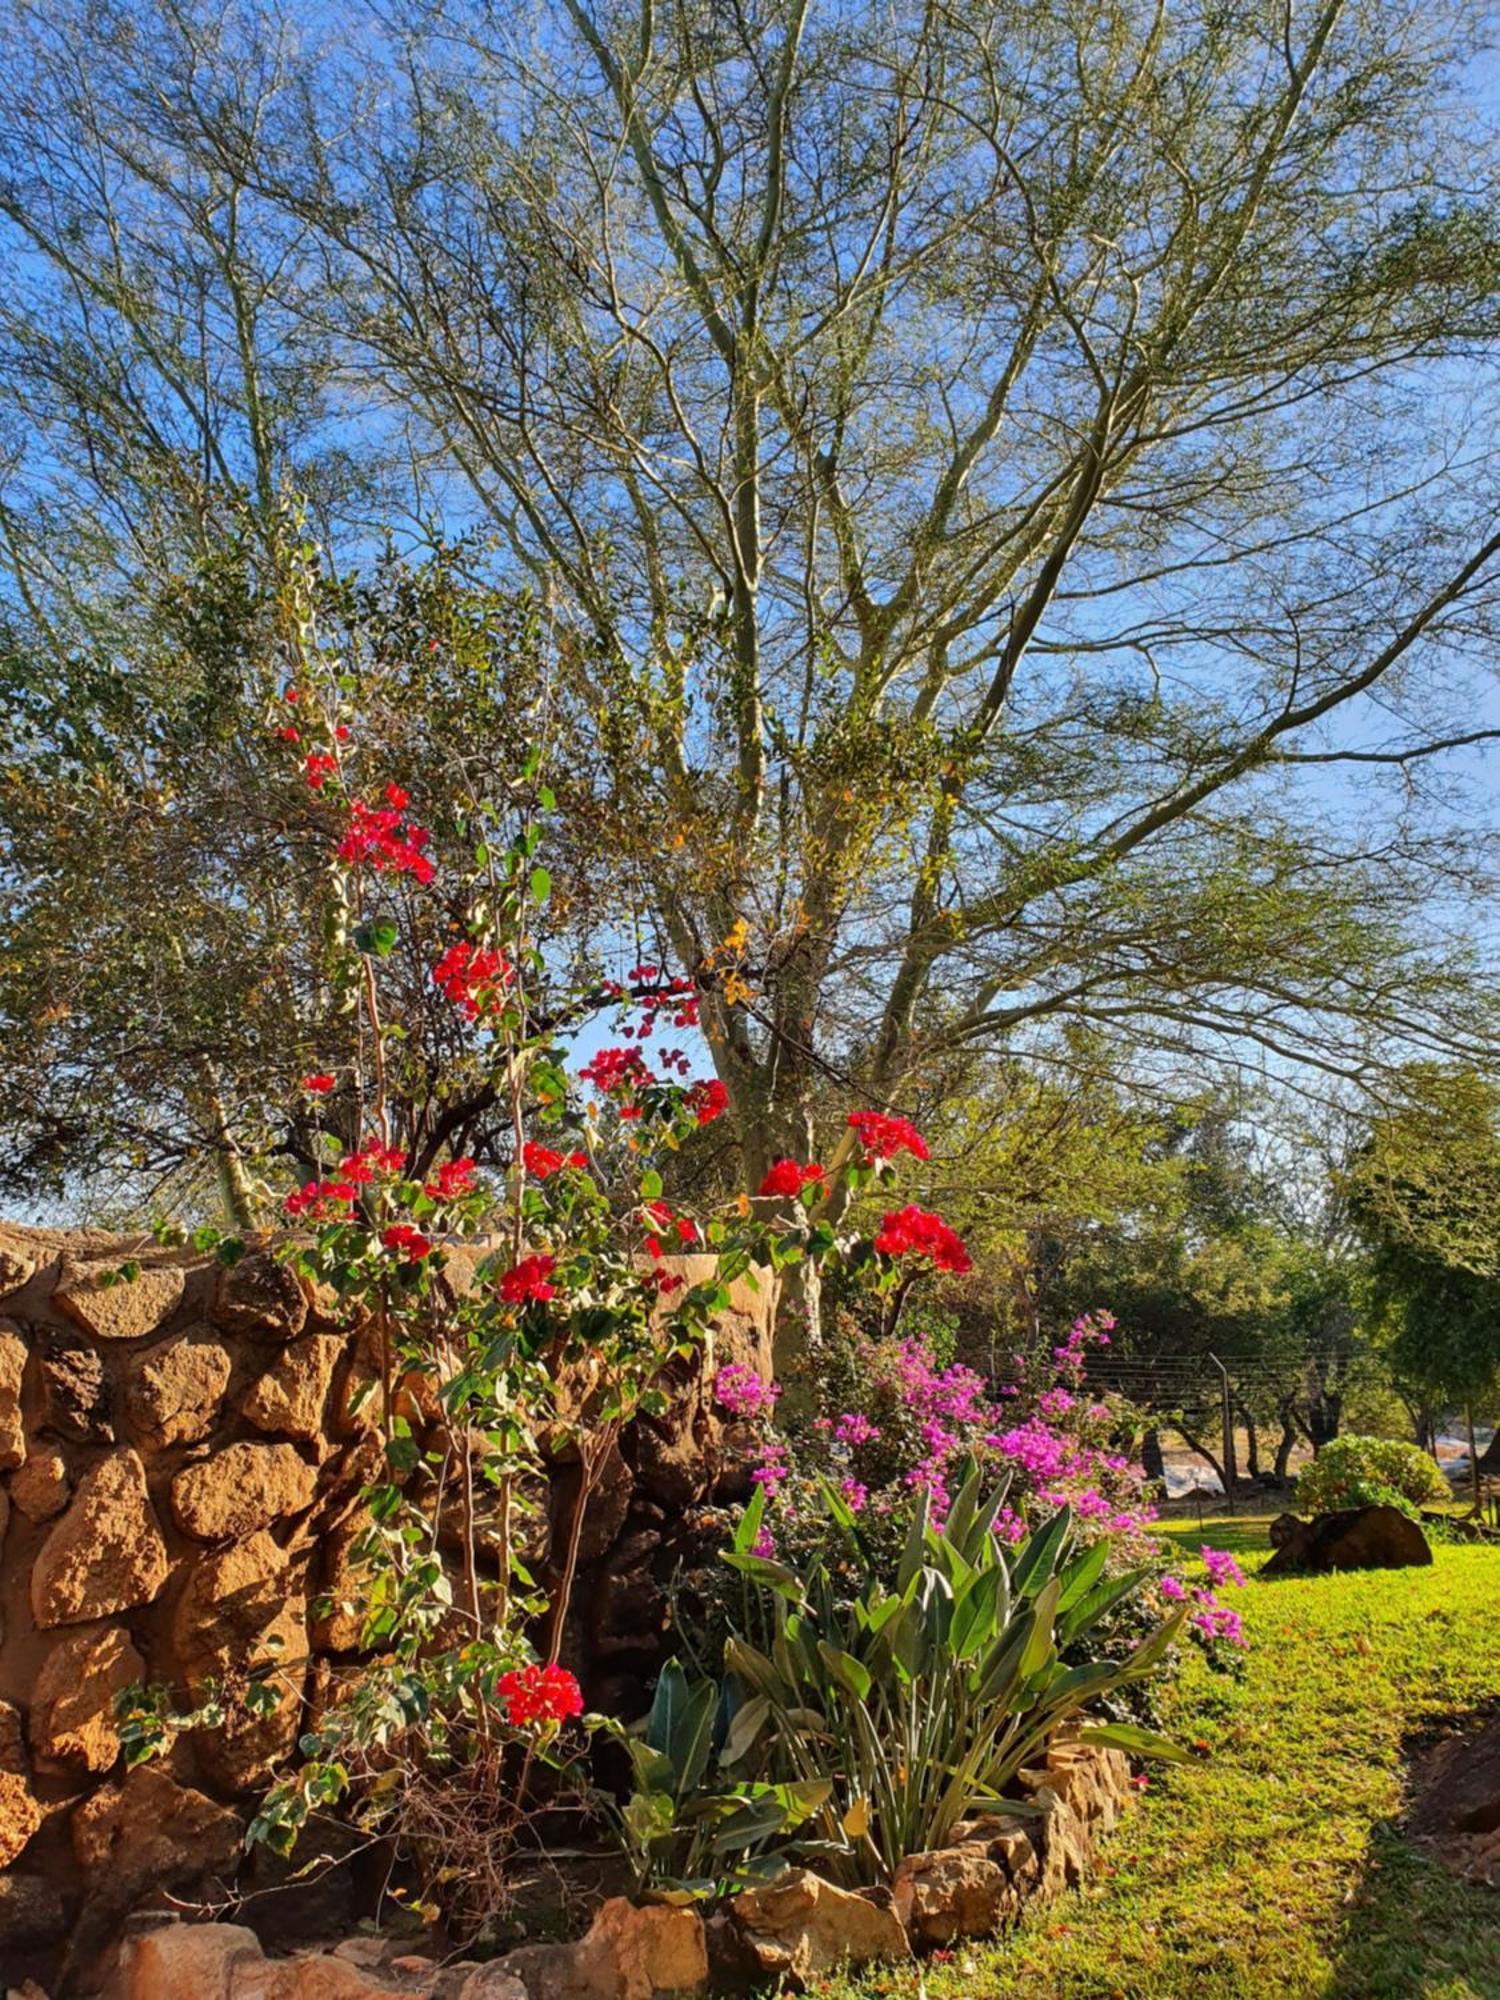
1209,1353,1237,1514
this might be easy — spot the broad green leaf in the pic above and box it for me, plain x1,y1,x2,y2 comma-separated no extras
1077,1722,1189,1763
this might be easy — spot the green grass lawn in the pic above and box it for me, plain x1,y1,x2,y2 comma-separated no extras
833,1519,1500,2000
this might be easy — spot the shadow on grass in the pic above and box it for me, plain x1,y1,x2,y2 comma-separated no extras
1323,1821,1500,1999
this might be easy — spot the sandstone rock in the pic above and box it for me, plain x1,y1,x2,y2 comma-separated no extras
1262,1504,1433,1575
1041,1739,1130,1832
260,1954,442,1998
1026,1786,1093,1901
102,1919,265,1999
172,1530,308,1791
30,1622,143,1773
891,1846,1014,1944
730,1870,909,1980
124,1330,233,1448
0,1774,41,1869
31,1448,169,1627
72,1765,240,1891
0,1237,38,1298
243,1334,347,1440
38,1333,114,1441
311,1509,373,1651
549,1442,633,1567
9,1445,70,1522
496,1900,707,2000
0,1871,68,1956
0,1324,26,1469
171,1441,318,1540
630,1420,708,1510
453,1970,530,2000
54,1258,185,1341
214,1250,308,1341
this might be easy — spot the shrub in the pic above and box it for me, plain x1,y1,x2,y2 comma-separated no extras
716,1470,1186,1885
1295,1434,1449,1519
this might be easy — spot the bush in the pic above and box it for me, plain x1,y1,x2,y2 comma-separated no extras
1295,1434,1449,1519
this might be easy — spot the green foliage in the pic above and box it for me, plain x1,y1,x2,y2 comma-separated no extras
1294,1434,1450,1520
596,1662,832,1901
716,1474,1183,1885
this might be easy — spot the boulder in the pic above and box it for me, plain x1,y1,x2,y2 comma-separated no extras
31,1448,170,1627
0,1871,69,1957
54,1258,185,1342
38,1333,115,1441
214,1250,309,1341
729,1870,910,1981
171,1441,318,1540
0,1768,42,1868
172,1530,308,1791
1262,1504,1433,1576
9,1445,71,1522
124,1330,234,1449
0,1237,38,1298
102,1920,265,1999
243,1334,347,1440
890,1846,1014,1944
311,1509,373,1652
30,1622,144,1773
72,1765,240,1893
0,1323,26,1469
496,1899,708,2000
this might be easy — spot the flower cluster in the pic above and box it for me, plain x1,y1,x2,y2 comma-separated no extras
342,1141,406,1183
424,1157,478,1201
685,1078,729,1126
872,1204,971,1274
848,1110,929,1164
283,1178,357,1221
757,1158,826,1198
714,1363,782,1419
433,940,512,1020
522,1140,588,1178
496,1663,585,1728
382,1223,432,1263
499,1253,558,1304
304,752,338,790
302,1073,335,1094
578,1046,655,1109
338,787,436,884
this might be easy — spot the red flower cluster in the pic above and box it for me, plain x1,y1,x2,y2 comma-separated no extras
685,1078,728,1126
283,1179,356,1220
849,1110,929,1164
277,724,300,743
424,1157,478,1201
873,1204,972,1274
522,1140,587,1179
382,1223,433,1262
342,1141,407,1183
579,1046,655,1103
433,941,512,1020
338,787,435,884
301,1073,335,1094
496,1663,584,1728
758,1159,826,1199
304,752,338,790
621,966,700,1035
499,1253,558,1304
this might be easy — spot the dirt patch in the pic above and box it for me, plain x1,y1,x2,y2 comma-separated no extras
1407,1707,1500,1888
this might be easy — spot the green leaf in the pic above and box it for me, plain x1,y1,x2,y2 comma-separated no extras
815,1643,872,1703
640,1168,663,1200
529,865,552,904
1077,1722,1189,1763
720,1693,770,1766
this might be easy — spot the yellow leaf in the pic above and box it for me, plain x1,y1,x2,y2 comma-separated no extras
841,1798,870,1839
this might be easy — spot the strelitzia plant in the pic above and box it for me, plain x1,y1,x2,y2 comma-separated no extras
718,1469,1186,1883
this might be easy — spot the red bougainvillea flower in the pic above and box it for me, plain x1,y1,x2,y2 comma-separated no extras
432,941,512,1020
424,1157,477,1201
566,1149,588,1170
499,1253,558,1304
338,792,436,884
496,1663,584,1728
522,1140,565,1179
873,1204,972,1274
334,724,351,741
848,1110,930,1164
304,752,338,791
757,1159,826,1198
284,685,300,704
301,1073,335,1094
283,1179,356,1220
685,1078,728,1126
341,1142,407,1184
276,724,300,744
382,1223,433,1262
579,1046,655,1104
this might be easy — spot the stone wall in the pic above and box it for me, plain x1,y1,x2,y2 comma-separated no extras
0,1224,774,1987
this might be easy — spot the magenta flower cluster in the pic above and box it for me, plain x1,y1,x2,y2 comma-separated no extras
714,1362,782,1419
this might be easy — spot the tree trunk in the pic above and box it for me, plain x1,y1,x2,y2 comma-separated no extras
1305,1388,1342,1451
1273,1397,1300,1484
1233,1391,1261,1480
1174,1420,1227,1498
1141,1427,1166,1483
